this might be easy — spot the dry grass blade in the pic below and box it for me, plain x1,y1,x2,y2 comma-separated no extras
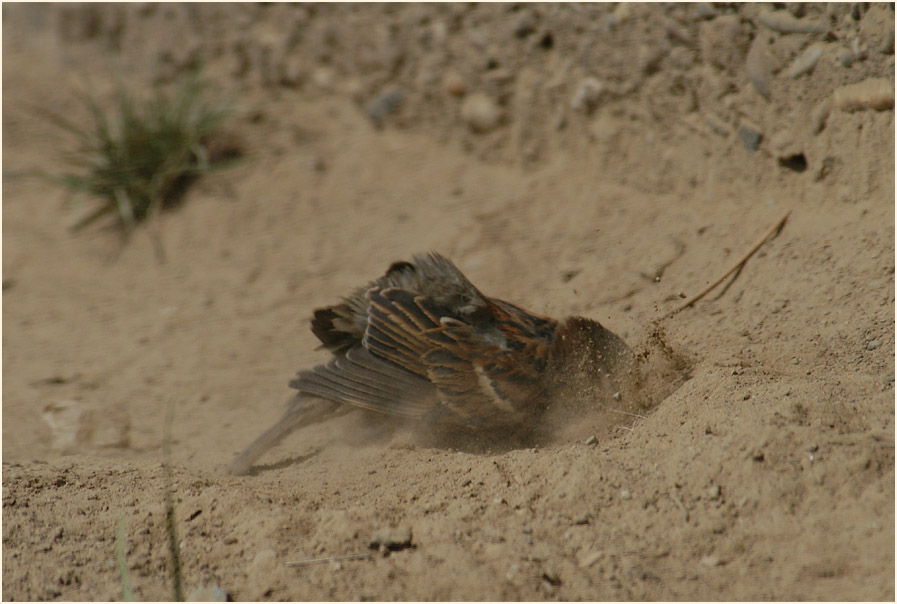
163,400,185,602
115,518,135,601
285,553,373,567
670,491,690,522
607,409,647,419
665,210,791,319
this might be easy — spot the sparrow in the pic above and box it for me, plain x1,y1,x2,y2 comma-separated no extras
229,252,634,475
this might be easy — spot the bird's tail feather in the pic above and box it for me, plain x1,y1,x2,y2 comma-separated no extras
228,395,349,475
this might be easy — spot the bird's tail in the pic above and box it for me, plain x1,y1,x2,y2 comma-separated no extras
228,395,350,475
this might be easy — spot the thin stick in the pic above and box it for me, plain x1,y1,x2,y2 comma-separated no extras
115,518,135,602
670,491,690,522
665,210,791,319
285,553,372,567
608,409,647,419
163,400,184,602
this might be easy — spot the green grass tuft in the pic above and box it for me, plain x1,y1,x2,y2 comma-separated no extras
41,69,240,237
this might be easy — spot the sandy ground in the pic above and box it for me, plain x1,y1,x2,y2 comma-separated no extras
2,3,894,601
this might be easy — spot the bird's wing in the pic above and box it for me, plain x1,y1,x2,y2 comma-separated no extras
290,345,439,419
292,286,547,428
365,287,537,427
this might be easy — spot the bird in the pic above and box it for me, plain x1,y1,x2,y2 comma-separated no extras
229,252,634,475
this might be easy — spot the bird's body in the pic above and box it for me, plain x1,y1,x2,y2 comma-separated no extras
230,252,633,475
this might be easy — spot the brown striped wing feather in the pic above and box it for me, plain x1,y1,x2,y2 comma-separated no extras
291,285,559,429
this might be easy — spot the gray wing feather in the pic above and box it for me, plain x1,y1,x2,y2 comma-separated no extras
290,347,438,419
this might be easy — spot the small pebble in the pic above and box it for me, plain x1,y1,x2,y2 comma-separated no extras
663,19,693,48
369,526,413,551
612,391,621,401
737,125,763,152
811,99,833,134
866,340,881,350
851,38,866,62
585,435,597,446
699,15,747,71
707,485,721,500
554,109,567,131
506,562,522,583
606,2,631,29
768,129,795,153
668,46,696,70
837,48,855,67
367,90,403,129
461,92,502,133
41,400,129,452
756,9,827,34
879,29,894,55
252,549,276,567
247,550,276,600
442,71,466,97
745,37,777,100
312,66,335,90
701,555,722,567
703,112,730,137
787,42,825,78
571,77,606,114
620,489,631,500
42,400,88,453
45,585,62,597
542,566,562,586
695,2,717,19
578,550,603,568
833,79,895,112
280,55,304,87
513,14,536,38
639,43,665,75
572,514,591,525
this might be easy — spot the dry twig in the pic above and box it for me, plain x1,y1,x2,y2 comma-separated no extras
608,409,647,419
664,210,791,319
285,553,372,567
670,491,690,522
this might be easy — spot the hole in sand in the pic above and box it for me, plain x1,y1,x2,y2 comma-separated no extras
778,153,807,173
